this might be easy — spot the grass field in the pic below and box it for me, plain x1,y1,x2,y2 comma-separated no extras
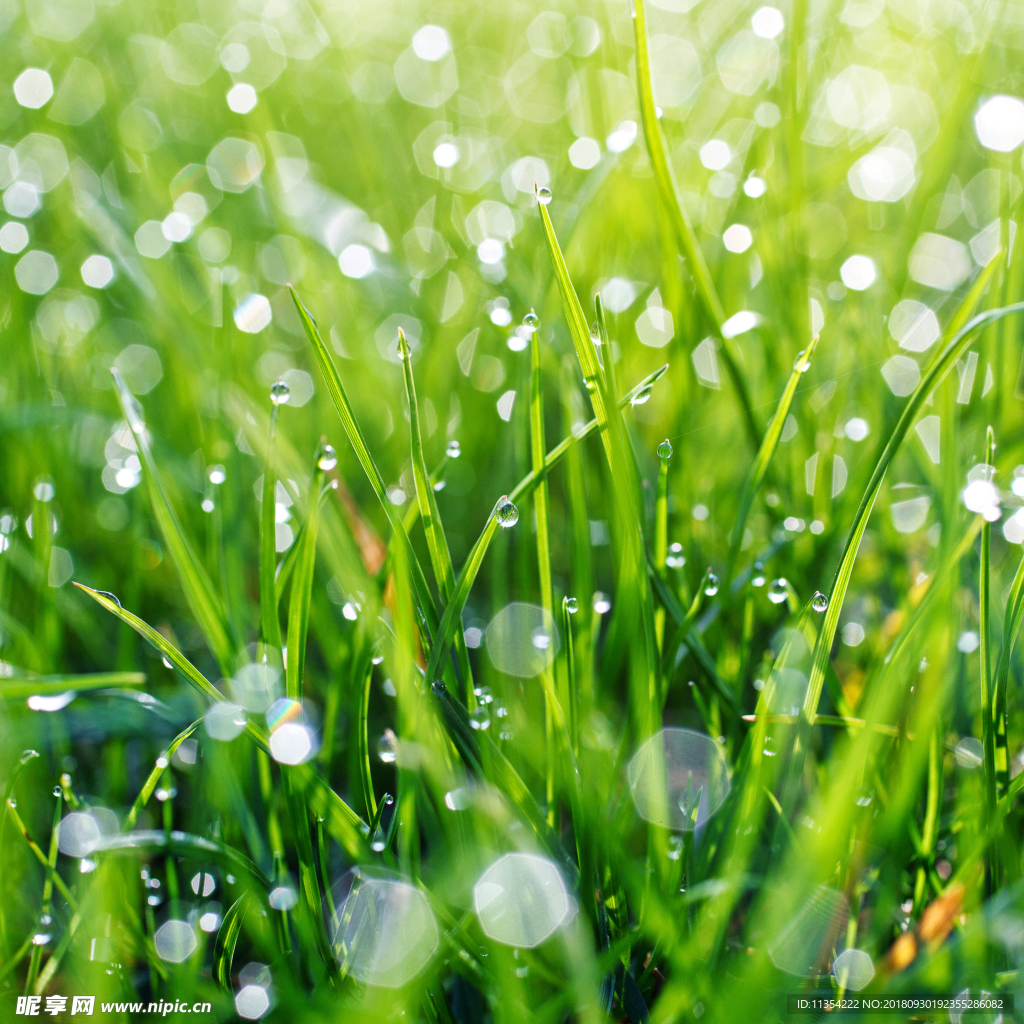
3,0,1024,1020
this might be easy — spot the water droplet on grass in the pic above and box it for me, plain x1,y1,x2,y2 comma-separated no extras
631,384,653,406
793,350,811,372
470,706,491,731
537,187,552,205
768,578,789,604
270,380,290,405
751,562,766,587
317,444,337,471
53,785,62,797
495,497,519,527
431,680,447,695
658,439,673,459
446,439,461,458
565,596,579,614
704,572,719,597
522,311,539,330
812,591,828,613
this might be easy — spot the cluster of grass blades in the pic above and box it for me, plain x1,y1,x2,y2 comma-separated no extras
6,0,1024,1021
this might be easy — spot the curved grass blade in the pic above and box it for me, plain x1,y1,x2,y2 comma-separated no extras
214,891,252,990
631,0,759,450
110,369,237,675
260,402,285,652
289,287,439,636
74,583,369,856
537,199,612,464
0,671,145,699
123,720,201,831
5,802,78,911
94,829,273,892
728,332,822,571
802,285,1024,724
356,651,376,821
993,540,1024,797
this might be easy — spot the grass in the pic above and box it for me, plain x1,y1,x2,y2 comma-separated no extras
4,1,1024,1021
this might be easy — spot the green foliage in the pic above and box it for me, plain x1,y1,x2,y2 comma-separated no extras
5,1,1024,1021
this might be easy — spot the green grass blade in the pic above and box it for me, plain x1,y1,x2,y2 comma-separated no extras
537,200,612,465
631,0,760,450
728,332,822,570
0,671,145,698
286,461,325,700
260,403,284,652
213,892,251,991
122,721,201,831
289,287,439,636
110,369,237,675
980,427,998,861
802,286,1024,724
531,331,558,821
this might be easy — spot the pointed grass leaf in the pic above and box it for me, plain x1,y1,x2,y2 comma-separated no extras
802,287,1024,725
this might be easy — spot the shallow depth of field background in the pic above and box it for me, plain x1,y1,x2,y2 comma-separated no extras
4,0,1024,1020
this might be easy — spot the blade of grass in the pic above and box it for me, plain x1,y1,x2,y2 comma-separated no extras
259,399,285,652
801,281,1023,725
727,332,822,572
24,791,61,994
631,0,760,451
122,721,201,831
286,458,325,699
0,671,145,698
110,369,237,676
980,426,998,892
531,330,558,824
290,287,439,637
213,891,251,991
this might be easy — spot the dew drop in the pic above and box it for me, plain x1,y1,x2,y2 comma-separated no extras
522,311,539,331
565,596,579,614
96,590,122,608
317,444,338,471
376,730,398,764
270,380,291,406
446,440,461,459
53,785,62,797
631,385,653,407
704,571,719,597
657,438,673,460
751,561,766,587
383,793,395,806
470,705,491,731
811,591,828,613
431,680,447,695
7,797,15,808
768,578,789,604
793,350,811,373
208,465,226,485
537,186,552,205
495,497,519,528
589,321,600,343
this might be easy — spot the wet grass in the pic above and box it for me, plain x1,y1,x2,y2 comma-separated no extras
4,1,1024,1021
